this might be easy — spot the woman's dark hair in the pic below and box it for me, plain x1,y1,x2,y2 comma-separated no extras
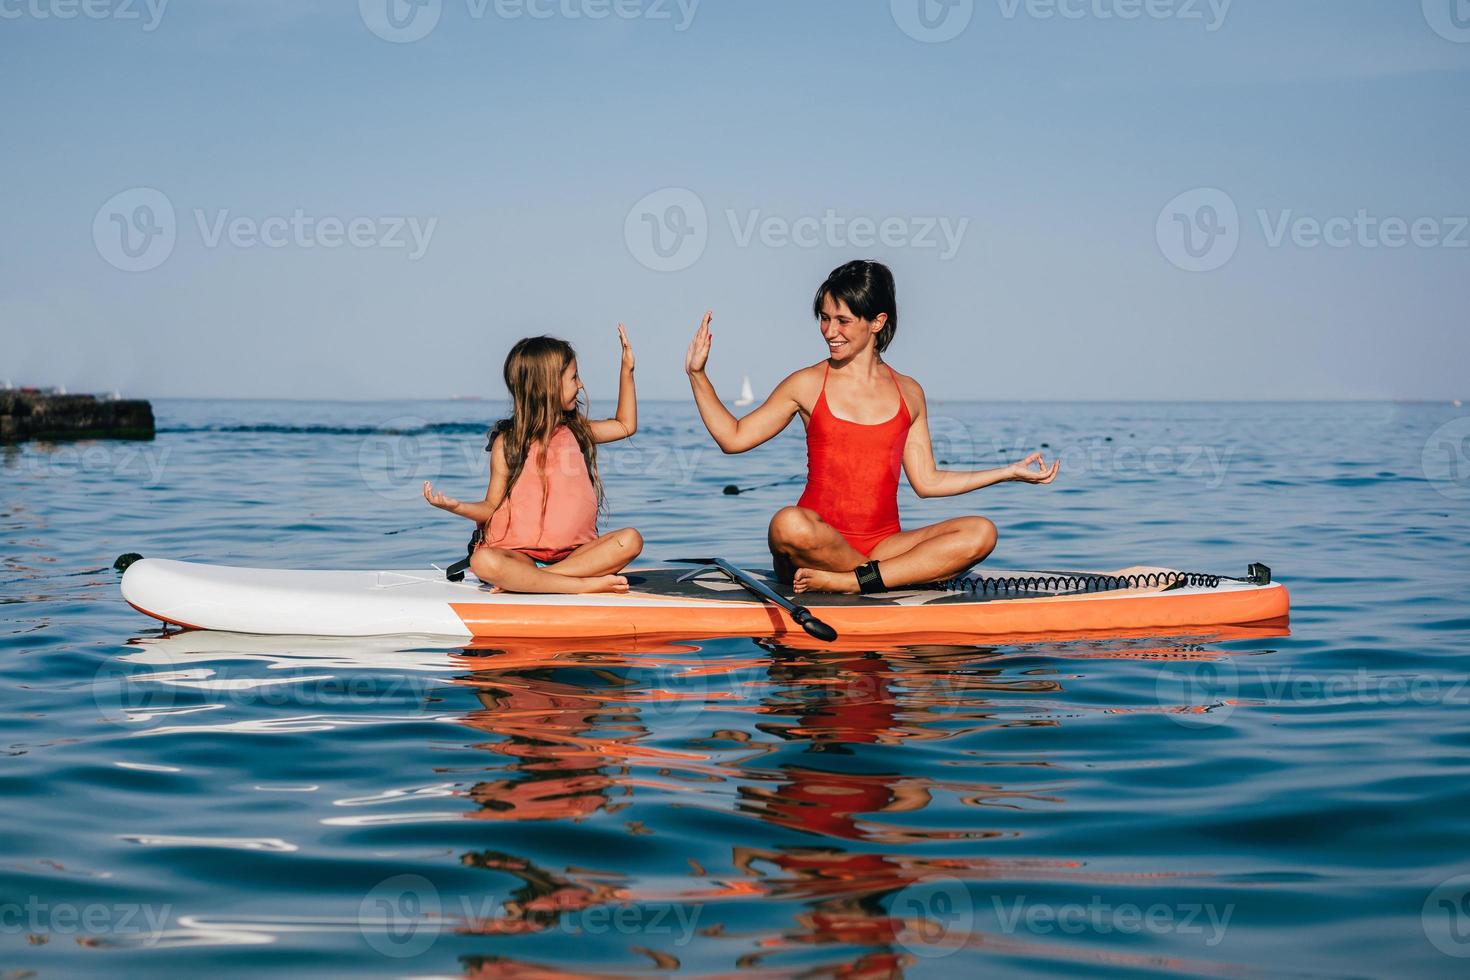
812,260,898,354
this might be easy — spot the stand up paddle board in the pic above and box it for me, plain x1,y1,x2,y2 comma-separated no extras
119,558,1288,642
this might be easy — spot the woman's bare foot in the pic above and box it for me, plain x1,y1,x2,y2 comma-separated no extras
792,567,859,594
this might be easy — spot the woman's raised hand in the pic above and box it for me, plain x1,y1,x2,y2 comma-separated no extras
1009,452,1061,485
684,311,713,375
617,322,635,372
423,481,461,512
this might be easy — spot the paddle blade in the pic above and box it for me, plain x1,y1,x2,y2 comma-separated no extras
798,615,838,643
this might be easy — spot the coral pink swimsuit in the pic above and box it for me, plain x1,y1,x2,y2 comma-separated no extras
484,426,598,564
796,364,913,557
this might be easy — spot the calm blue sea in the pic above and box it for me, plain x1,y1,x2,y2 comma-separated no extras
3,398,1469,977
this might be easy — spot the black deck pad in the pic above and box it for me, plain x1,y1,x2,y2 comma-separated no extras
621,568,1126,607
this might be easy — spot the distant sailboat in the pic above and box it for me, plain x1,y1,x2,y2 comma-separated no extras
734,375,756,407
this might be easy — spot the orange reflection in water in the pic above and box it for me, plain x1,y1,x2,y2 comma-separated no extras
435,630,1279,976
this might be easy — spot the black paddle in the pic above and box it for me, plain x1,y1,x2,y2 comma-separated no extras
669,558,838,643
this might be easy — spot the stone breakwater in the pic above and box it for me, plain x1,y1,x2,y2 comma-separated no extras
0,391,154,443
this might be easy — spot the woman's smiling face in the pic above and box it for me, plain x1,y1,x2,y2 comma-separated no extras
817,294,886,362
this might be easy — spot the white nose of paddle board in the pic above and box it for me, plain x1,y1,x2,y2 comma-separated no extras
122,559,476,638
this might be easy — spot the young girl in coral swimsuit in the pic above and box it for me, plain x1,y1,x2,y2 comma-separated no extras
424,327,642,594
685,260,1060,594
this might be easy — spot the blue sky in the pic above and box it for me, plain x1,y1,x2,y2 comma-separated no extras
3,0,1467,401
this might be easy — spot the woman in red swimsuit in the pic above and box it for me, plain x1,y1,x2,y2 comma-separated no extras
685,260,1060,594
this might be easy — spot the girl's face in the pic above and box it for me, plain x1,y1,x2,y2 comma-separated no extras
817,295,886,363
560,358,583,411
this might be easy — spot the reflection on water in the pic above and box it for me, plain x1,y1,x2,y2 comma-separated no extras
45,624,1293,973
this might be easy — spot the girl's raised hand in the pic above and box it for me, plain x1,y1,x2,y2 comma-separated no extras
684,311,713,375
1009,452,1061,485
423,481,461,512
617,322,635,372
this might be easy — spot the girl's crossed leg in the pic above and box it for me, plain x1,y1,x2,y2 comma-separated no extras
470,527,643,594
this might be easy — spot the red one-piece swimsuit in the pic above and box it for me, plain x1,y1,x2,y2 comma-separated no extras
795,363,913,557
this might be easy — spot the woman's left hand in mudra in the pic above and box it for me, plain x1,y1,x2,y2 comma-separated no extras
1009,452,1060,485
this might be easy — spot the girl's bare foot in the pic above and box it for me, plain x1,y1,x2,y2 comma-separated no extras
792,567,859,594
576,575,629,594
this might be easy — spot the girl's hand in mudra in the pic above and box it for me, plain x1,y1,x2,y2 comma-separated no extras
423,482,461,512
1008,453,1060,485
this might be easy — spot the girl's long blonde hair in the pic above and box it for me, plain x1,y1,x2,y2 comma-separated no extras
488,337,604,537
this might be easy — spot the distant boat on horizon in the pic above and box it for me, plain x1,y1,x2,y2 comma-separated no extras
734,375,756,407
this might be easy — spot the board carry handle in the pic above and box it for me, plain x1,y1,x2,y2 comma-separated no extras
670,558,838,643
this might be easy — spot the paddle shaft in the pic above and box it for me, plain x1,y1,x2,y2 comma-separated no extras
673,558,838,642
